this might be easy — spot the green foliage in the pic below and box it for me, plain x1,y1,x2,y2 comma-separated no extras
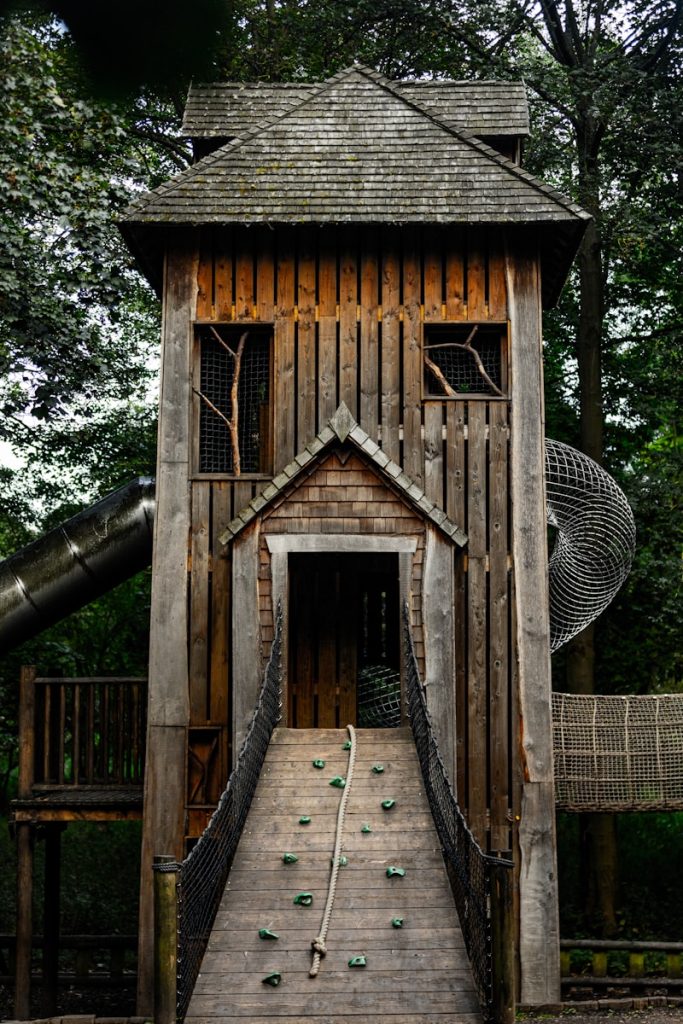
558,811,683,939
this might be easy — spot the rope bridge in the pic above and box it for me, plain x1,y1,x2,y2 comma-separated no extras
404,608,513,1022
553,691,683,812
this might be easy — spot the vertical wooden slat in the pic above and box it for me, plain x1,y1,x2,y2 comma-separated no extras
402,227,422,483
339,227,358,417
467,401,488,844
190,483,211,724
423,403,444,506
381,227,401,463
318,229,338,425
73,683,81,785
233,480,253,516
454,553,467,804
317,571,338,728
42,684,51,783
445,227,465,320
117,684,125,784
489,401,510,851
86,683,95,783
210,484,231,737
275,228,296,471
102,683,109,783
338,571,356,728
214,232,233,321
196,229,214,320
359,227,379,438
446,402,466,531
467,230,486,320
58,683,66,785
234,231,254,320
14,823,33,1020
297,227,317,446
255,226,275,322
488,229,507,321
423,228,442,321
18,667,36,798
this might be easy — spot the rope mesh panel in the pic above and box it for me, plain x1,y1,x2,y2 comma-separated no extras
404,608,512,1022
175,610,282,1021
198,326,271,474
553,691,683,812
357,664,402,728
424,325,503,396
545,439,636,652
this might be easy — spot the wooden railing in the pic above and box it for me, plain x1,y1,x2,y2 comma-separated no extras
20,669,147,790
561,939,683,989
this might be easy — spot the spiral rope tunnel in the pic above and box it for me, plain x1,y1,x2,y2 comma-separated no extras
545,439,636,652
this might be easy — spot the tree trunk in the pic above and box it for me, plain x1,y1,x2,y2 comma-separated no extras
569,120,618,936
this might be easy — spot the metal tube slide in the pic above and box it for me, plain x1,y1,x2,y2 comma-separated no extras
0,478,155,653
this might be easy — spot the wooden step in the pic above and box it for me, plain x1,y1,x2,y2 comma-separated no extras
186,727,480,1023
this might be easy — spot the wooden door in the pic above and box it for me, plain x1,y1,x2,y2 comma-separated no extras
288,554,399,728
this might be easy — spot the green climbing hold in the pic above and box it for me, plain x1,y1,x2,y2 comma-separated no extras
329,776,346,789
361,823,372,834
282,852,298,864
331,854,348,867
372,764,384,774
299,815,311,825
391,917,404,928
381,799,396,810
342,740,352,750
386,866,406,878
348,956,367,968
293,892,314,906
262,972,281,987
258,928,279,940
312,758,325,769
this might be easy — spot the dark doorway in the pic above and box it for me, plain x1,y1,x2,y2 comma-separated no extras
288,553,400,728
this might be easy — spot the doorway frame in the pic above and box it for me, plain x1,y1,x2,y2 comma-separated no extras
265,534,418,726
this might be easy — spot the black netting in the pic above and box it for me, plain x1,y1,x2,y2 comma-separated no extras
424,326,503,396
172,610,282,1021
198,327,271,474
404,607,511,1021
357,664,402,727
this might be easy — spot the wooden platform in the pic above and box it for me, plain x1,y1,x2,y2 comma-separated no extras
186,727,481,1023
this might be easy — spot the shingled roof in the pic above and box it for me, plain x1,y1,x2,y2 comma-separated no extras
121,64,589,305
182,78,530,140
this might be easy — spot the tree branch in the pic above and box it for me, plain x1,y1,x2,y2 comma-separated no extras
423,326,505,398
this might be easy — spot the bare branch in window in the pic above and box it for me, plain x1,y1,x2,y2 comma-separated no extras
197,328,249,474
424,325,504,397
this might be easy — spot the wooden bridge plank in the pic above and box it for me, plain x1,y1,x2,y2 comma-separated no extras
206,928,465,953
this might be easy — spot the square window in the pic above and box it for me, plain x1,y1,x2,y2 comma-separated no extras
423,323,507,398
195,324,272,475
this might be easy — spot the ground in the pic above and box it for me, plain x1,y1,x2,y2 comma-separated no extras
525,1009,683,1024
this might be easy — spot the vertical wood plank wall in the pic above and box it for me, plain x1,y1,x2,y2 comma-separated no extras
184,224,514,854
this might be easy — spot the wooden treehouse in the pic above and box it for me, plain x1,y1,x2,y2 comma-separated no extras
13,64,597,1022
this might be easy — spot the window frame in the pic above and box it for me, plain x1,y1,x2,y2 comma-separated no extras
191,321,275,480
421,320,510,402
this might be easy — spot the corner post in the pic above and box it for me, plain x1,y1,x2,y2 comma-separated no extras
490,855,515,1024
154,854,179,1024
15,666,36,1021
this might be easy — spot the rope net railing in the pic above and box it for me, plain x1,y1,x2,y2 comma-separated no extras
553,691,683,812
173,608,282,1021
403,608,512,1022
545,439,636,652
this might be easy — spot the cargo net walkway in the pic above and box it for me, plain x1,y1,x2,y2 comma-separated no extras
553,691,683,812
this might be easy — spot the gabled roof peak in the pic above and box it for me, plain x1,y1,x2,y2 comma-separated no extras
219,405,467,547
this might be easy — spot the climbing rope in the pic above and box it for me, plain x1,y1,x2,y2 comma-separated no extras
309,724,357,978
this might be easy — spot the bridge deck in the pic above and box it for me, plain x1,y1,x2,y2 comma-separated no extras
186,727,481,1023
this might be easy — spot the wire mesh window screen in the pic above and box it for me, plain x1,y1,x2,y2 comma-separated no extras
197,326,272,474
423,324,505,397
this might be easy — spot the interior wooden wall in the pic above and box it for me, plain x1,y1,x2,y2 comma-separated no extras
185,224,516,853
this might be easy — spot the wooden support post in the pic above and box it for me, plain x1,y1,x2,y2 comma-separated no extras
42,824,62,1016
154,855,178,1024
18,667,36,798
490,856,515,1024
14,823,34,1020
